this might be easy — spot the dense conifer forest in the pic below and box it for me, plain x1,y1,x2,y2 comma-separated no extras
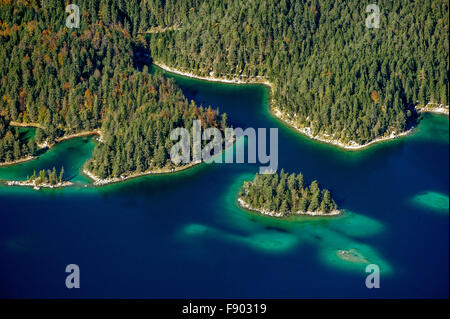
239,170,338,215
0,0,448,173
26,166,65,185
0,0,226,176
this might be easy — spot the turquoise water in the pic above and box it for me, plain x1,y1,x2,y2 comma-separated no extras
0,136,95,184
0,67,448,298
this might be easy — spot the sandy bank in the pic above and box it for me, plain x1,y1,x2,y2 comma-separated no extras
154,61,420,150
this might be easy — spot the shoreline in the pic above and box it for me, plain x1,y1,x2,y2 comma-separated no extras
271,107,414,150
154,61,423,151
8,121,101,149
38,129,102,149
83,160,202,186
55,130,101,143
153,61,273,87
10,121,44,129
0,129,101,167
3,180,74,190
237,197,341,218
415,103,449,116
138,25,181,34
337,249,369,264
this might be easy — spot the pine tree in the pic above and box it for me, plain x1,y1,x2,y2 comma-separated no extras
59,167,64,183
320,190,332,213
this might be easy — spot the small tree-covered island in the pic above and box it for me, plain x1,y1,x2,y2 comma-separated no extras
5,167,72,189
238,170,340,218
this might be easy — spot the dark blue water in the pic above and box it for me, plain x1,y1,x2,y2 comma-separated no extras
0,67,448,298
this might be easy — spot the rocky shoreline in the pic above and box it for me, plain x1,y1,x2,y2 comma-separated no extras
272,107,413,150
83,160,202,186
1,125,102,166
0,156,36,167
237,197,341,218
9,121,101,147
37,129,102,149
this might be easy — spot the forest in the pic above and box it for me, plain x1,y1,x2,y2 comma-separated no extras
148,0,449,145
85,74,227,178
0,0,448,173
239,170,338,215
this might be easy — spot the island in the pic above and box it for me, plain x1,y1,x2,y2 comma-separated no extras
0,0,448,182
238,170,340,217
336,249,369,264
5,167,73,190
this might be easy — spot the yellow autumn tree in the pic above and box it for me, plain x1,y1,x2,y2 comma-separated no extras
370,90,380,103
84,88,93,111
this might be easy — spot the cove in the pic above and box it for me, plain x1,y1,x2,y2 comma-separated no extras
0,65,448,298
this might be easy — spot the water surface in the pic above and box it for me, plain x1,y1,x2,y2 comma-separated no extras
0,67,448,298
